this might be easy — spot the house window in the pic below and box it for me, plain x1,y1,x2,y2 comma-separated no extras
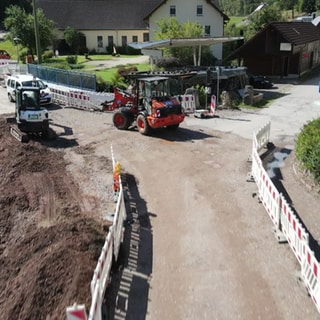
132,35,138,42
204,25,211,37
97,36,103,48
170,5,176,16
197,5,203,16
143,33,149,42
122,36,127,47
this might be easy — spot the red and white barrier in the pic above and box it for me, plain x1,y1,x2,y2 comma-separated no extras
91,231,114,297
279,196,309,263
66,145,127,320
302,246,320,313
254,121,271,153
50,84,109,111
250,122,320,315
210,95,216,116
88,280,102,320
180,94,196,114
66,304,87,320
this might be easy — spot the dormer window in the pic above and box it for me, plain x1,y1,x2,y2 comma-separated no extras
170,5,176,16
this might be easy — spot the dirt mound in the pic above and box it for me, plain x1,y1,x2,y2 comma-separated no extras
0,117,106,319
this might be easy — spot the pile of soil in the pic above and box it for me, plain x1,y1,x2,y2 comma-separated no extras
0,117,107,319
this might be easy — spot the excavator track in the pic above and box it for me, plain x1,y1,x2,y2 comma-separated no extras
10,124,29,143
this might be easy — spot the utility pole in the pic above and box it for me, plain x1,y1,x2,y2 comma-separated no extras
32,0,42,64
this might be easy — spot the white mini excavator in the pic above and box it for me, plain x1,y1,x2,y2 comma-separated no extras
7,86,53,143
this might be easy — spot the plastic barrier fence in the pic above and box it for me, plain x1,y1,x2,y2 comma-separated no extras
66,304,87,320
180,94,196,114
49,84,112,111
66,146,127,320
252,148,281,228
253,121,271,153
302,246,320,312
90,231,114,297
251,122,320,314
279,196,309,263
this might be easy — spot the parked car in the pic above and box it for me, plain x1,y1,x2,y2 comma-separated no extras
0,49,10,59
6,74,52,106
249,75,274,89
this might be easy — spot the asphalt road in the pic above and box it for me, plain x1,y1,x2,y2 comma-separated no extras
186,77,320,145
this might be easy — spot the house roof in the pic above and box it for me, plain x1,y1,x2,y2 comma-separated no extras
36,0,228,30
129,37,244,49
143,0,229,22
270,21,320,45
225,21,320,61
36,0,161,30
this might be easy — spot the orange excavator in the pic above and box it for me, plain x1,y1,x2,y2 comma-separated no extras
111,76,185,135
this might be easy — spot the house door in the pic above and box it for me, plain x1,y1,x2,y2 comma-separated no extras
281,56,288,78
108,36,113,54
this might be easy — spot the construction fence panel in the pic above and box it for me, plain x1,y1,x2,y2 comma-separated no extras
66,304,87,320
258,167,281,228
279,195,309,263
301,246,320,313
252,147,280,228
180,94,196,114
50,85,69,106
255,121,271,153
112,179,126,262
49,84,109,111
88,280,102,320
90,230,114,298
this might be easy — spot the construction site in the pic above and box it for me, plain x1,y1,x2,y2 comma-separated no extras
1,58,320,319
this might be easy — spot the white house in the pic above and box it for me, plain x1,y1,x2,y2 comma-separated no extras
37,0,228,58
146,0,229,60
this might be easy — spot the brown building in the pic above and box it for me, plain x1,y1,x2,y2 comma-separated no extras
226,21,320,77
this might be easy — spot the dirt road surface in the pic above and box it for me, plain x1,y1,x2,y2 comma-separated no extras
0,73,320,319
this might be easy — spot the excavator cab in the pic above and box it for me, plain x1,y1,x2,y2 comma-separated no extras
17,88,41,111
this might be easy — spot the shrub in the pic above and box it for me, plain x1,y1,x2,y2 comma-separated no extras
42,50,54,61
96,76,112,92
295,118,320,183
66,55,78,64
155,56,182,69
19,48,29,64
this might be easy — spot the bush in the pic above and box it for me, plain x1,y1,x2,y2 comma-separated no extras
96,76,112,92
41,62,71,70
155,56,182,69
19,48,29,64
42,50,54,62
66,55,78,64
295,118,320,183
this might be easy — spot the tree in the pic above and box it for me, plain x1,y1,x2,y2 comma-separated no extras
277,0,298,18
154,17,216,66
246,4,284,38
64,27,86,55
0,0,31,29
299,0,316,14
4,5,55,59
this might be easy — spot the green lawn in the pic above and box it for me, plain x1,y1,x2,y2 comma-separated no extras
0,39,18,59
94,63,151,82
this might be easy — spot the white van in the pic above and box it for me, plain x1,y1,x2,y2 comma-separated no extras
6,74,52,106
